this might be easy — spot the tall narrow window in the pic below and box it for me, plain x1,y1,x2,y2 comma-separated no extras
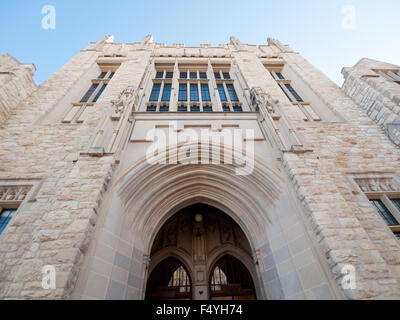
161,84,172,102
156,72,164,79
217,84,227,102
370,200,398,226
285,84,303,102
178,84,187,102
201,84,211,102
226,84,239,102
165,72,173,79
190,72,197,79
80,84,99,103
180,72,187,79
98,72,107,79
275,72,285,80
391,199,400,212
190,84,199,102
214,72,221,80
199,72,207,79
223,72,231,80
63,68,117,124
92,84,107,103
150,84,161,102
0,209,16,235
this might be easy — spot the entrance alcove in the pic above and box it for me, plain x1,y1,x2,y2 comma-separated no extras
72,144,340,300
145,203,258,300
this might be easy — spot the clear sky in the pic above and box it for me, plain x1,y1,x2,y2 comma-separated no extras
1,0,399,85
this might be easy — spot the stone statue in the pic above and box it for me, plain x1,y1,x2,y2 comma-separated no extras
111,86,137,115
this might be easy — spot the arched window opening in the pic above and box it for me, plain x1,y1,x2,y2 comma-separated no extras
209,255,256,300
211,266,228,292
145,258,192,300
168,266,191,293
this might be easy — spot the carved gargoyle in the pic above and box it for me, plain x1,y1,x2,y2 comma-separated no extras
250,87,278,114
111,86,137,115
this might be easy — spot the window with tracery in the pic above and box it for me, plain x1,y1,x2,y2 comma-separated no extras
210,266,228,292
168,266,191,293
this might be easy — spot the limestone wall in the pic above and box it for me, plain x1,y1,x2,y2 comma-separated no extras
342,58,400,146
0,37,399,300
0,54,37,124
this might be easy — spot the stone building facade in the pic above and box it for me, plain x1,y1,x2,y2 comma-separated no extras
342,58,400,146
0,35,400,300
0,54,37,124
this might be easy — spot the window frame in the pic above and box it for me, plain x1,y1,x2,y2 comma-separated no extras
366,192,400,233
63,70,115,124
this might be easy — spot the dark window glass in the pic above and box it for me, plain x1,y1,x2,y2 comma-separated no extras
199,72,207,79
223,72,231,79
156,72,164,79
285,84,303,102
214,72,221,79
159,105,169,112
279,85,293,102
180,72,187,79
370,200,398,226
92,84,107,103
190,84,199,102
149,84,161,102
201,84,211,102
190,72,197,79
391,199,400,212
80,84,99,103
223,106,231,112
147,106,157,112
165,72,173,79
98,72,107,79
233,106,243,112
178,84,187,102
178,106,187,112
191,106,200,112
395,233,400,243
217,84,227,102
275,72,285,80
203,106,213,112
0,209,16,235
161,84,172,102
226,84,239,102
108,72,115,79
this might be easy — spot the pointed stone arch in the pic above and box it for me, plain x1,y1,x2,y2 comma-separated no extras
114,141,284,252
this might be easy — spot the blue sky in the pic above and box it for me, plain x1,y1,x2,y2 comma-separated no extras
1,0,399,85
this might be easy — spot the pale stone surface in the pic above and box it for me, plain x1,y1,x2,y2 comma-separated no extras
0,37,399,300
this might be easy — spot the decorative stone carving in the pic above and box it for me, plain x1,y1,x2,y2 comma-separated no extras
250,87,308,153
354,176,399,192
111,86,137,119
0,185,31,202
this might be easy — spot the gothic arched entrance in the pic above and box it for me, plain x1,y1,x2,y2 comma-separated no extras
145,203,258,300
